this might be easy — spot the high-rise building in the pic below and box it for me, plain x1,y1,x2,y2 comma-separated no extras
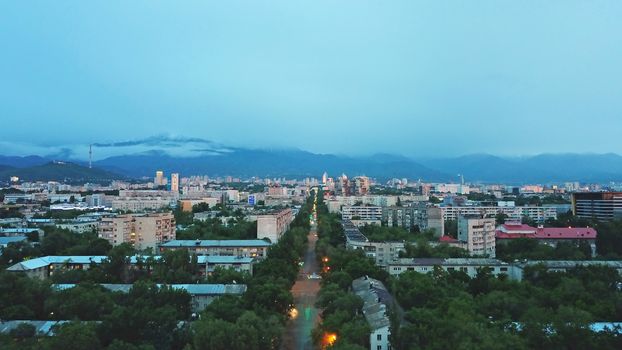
572,192,622,221
155,171,164,186
353,176,370,196
458,216,496,257
171,173,179,193
322,172,328,185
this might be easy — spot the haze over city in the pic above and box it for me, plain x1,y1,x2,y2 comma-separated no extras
2,1,622,157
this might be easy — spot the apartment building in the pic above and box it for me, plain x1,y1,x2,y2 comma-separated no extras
98,212,176,250
458,216,496,257
343,221,405,267
256,208,293,243
7,254,255,279
388,258,512,278
442,205,556,223
159,239,271,259
352,276,399,350
572,192,622,221
342,206,383,221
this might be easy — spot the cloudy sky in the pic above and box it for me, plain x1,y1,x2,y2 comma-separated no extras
1,1,621,159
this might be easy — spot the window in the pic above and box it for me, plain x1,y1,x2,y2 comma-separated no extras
377,334,382,340
377,346,382,350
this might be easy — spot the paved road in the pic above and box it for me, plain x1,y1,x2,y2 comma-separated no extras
280,226,321,350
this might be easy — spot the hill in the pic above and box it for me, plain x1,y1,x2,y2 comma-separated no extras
0,161,126,184
418,153,622,183
94,149,448,181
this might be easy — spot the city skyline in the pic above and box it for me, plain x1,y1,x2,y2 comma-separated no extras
2,1,622,157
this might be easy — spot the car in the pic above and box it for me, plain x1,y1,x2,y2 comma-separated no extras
307,273,321,280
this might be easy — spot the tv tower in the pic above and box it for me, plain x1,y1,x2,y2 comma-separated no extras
89,144,93,169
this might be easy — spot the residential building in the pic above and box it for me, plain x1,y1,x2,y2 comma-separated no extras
98,212,176,249
342,206,383,221
495,222,597,256
257,208,293,243
154,170,166,186
56,220,99,234
388,258,511,278
53,283,247,313
179,198,220,212
352,276,400,350
7,255,255,279
441,205,557,223
572,192,622,221
458,216,496,257
159,239,271,259
171,173,180,193
343,221,405,267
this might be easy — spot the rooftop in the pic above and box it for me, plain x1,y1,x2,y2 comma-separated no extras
0,236,27,245
160,239,271,248
7,255,254,272
52,283,247,295
352,276,397,331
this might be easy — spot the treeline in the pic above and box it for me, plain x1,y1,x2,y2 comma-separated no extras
392,265,622,349
313,193,389,350
191,194,312,350
0,227,112,268
0,278,193,350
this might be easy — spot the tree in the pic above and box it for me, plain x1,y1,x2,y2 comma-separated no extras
9,323,36,339
47,322,102,350
495,213,508,225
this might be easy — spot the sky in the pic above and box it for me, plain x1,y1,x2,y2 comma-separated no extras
1,1,621,160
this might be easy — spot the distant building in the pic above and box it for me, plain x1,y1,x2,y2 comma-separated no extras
353,176,371,196
256,208,293,243
441,205,556,223
352,276,400,350
342,206,383,221
458,216,496,257
171,173,179,193
154,170,166,187
572,192,622,221
98,212,176,250
178,198,220,213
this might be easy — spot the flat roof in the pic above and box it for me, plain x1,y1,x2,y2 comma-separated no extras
7,255,254,271
53,283,247,295
160,239,271,248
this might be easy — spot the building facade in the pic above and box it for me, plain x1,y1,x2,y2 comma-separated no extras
159,239,271,259
458,216,496,257
256,208,293,243
572,192,622,221
98,212,176,250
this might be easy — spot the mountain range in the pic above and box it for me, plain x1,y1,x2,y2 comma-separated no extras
2,148,622,184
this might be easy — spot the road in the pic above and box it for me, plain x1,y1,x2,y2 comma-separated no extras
280,224,322,350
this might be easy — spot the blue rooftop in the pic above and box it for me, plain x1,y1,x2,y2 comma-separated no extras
160,239,271,248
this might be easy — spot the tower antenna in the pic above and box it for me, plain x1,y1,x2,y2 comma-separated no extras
89,144,92,169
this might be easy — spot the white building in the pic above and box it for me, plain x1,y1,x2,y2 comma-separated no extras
441,205,556,223
341,206,383,221
256,208,293,243
352,277,398,350
458,216,496,257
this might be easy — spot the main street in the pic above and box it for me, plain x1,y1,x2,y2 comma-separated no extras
280,200,322,349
